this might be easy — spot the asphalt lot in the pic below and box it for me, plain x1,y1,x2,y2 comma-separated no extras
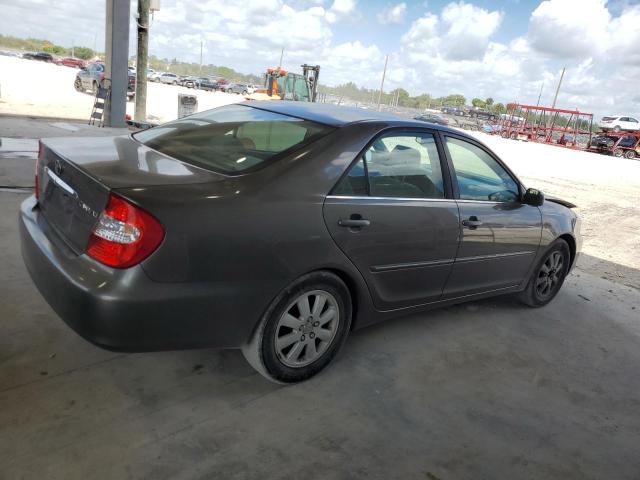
1,118,640,479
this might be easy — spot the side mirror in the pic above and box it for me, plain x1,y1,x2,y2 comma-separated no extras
523,187,545,207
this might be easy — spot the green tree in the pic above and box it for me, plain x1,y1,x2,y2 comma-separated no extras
485,97,494,106
73,47,95,60
471,98,486,108
493,103,506,114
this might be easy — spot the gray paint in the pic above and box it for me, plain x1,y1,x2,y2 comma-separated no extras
20,103,581,351
104,0,130,127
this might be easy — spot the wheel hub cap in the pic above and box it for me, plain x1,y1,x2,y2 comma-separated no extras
274,290,340,368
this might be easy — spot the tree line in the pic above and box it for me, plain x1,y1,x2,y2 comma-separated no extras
0,34,96,60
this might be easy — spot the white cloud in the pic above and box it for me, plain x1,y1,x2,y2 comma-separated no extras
528,0,610,58
325,0,357,23
377,3,407,25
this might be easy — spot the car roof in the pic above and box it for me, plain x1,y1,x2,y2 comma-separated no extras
242,101,458,130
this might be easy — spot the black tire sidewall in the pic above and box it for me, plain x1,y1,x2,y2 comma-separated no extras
259,273,352,383
527,240,571,306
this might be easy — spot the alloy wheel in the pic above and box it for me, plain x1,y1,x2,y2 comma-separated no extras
535,251,564,299
274,290,340,368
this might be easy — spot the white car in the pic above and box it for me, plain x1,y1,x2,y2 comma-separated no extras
599,116,640,132
159,73,180,85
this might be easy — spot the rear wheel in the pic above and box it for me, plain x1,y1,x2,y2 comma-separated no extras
624,150,636,159
613,125,621,133
242,271,352,384
518,239,570,307
510,132,518,140
613,148,624,157
74,77,83,92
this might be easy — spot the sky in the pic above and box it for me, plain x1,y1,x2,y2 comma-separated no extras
1,0,640,117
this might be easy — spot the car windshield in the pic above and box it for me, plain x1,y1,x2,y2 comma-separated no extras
133,105,334,174
601,117,616,121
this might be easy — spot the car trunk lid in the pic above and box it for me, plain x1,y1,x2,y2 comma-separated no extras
36,135,222,253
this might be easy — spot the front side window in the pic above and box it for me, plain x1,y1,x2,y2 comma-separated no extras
445,137,519,202
134,105,333,174
333,132,445,199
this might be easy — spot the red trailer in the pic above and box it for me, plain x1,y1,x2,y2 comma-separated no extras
493,103,593,150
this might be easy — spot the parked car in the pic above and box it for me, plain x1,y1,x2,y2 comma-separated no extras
224,83,250,94
181,76,201,88
469,108,497,121
23,52,54,62
148,71,164,82
195,77,218,91
599,116,640,132
441,105,460,115
159,72,180,85
21,102,581,383
74,61,135,100
414,113,450,126
588,133,639,158
55,57,86,68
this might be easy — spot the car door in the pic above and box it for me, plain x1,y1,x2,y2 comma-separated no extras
441,135,542,298
80,64,92,89
323,130,460,311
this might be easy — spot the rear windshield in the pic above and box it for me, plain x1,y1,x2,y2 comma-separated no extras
133,105,333,174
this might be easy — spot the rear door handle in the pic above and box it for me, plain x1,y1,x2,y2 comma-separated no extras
462,217,483,228
338,218,370,228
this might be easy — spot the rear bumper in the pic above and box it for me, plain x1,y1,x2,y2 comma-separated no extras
19,196,256,351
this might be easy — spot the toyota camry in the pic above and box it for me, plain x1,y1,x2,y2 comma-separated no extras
20,102,581,383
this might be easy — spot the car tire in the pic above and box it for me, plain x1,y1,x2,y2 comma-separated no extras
242,271,352,384
613,148,624,157
173,81,177,85
510,132,518,140
74,77,83,92
518,239,570,308
613,125,621,133
624,150,636,159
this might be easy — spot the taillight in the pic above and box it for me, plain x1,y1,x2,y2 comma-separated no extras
35,141,41,200
86,193,164,269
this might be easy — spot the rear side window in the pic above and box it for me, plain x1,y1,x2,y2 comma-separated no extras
333,132,445,199
133,105,333,174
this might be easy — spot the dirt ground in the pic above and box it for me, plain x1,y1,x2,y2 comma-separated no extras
0,55,244,123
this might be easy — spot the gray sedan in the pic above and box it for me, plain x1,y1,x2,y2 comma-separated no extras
20,102,581,383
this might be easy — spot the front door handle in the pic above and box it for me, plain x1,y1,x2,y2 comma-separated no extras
461,216,483,228
338,218,370,228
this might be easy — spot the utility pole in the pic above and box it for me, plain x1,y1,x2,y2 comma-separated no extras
551,67,565,109
199,40,203,74
536,81,544,107
278,47,284,68
377,54,388,112
135,0,150,121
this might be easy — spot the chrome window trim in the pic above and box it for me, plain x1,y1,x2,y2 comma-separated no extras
326,195,455,203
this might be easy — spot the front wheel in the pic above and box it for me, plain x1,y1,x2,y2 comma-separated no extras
613,125,621,133
74,77,83,92
242,271,352,383
624,150,636,159
613,148,624,157
518,239,570,307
